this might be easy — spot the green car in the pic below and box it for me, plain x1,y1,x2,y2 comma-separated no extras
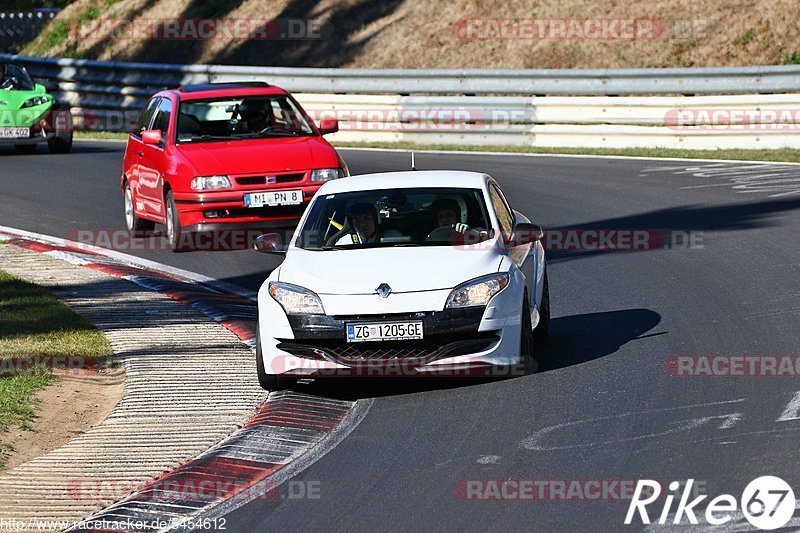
0,62,72,154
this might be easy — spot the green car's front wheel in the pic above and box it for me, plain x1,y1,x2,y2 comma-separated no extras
48,107,73,154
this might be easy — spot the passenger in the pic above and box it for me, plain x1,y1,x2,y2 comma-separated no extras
336,201,401,245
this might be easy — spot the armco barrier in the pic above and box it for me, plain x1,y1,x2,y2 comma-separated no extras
2,53,800,149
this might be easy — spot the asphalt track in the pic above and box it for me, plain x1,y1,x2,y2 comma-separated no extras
2,141,800,531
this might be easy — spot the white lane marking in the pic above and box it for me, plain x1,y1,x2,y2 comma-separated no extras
520,399,746,452
0,224,257,300
641,163,800,197
777,391,800,422
176,398,375,530
477,455,501,464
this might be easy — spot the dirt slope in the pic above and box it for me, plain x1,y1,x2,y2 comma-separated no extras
21,0,800,68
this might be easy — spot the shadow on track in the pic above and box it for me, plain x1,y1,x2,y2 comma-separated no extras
0,143,121,156
547,197,800,264
293,308,662,401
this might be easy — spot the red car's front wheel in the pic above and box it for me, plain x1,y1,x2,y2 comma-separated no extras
165,191,186,252
124,183,155,237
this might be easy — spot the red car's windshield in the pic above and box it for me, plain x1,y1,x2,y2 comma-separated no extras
176,95,315,143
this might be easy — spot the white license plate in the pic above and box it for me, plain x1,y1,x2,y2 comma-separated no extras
346,321,424,343
0,127,30,139
244,189,303,208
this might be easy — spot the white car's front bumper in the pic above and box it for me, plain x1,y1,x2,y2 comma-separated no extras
257,275,526,378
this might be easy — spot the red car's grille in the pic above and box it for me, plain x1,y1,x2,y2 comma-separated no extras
235,173,306,186
237,176,265,185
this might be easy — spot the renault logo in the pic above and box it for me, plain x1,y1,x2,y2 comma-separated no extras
376,283,392,298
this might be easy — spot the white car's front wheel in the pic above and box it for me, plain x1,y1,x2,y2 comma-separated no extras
256,326,296,391
521,295,537,374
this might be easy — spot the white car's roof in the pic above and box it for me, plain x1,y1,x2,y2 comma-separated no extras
319,170,489,194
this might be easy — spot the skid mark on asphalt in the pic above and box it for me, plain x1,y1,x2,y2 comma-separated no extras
640,163,800,197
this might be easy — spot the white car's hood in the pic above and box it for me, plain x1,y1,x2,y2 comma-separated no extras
279,246,503,295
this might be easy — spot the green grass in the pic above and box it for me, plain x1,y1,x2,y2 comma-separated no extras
43,19,69,50
734,29,754,47
73,131,800,163
0,269,112,467
782,51,800,65
332,141,800,163
0,271,112,359
75,131,129,140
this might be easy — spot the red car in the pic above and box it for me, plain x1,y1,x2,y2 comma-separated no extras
121,82,348,251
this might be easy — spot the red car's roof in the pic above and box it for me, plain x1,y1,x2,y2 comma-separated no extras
165,82,289,101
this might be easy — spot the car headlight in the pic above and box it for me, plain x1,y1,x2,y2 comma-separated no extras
311,168,344,182
191,175,231,191
269,282,325,315
445,273,510,309
21,95,50,108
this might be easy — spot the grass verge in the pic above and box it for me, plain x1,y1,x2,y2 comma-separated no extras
332,141,800,163
0,269,112,468
72,131,800,162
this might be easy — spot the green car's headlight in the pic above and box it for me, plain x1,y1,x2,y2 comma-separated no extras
445,273,510,309
269,282,325,315
21,95,50,108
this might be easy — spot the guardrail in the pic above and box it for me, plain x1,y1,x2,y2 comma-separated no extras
2,53,800,150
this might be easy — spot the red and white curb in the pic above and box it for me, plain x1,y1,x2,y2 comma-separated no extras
0,227,372,532
70,393,370,532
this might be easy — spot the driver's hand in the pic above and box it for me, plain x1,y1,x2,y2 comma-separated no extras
452,223,470,233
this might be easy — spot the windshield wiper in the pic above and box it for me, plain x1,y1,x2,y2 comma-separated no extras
179,134,236,143
234,131,305,139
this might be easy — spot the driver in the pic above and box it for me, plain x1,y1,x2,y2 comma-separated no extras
335,201,401,245
430,198,471,233
239,100,270,133
0,64,13,90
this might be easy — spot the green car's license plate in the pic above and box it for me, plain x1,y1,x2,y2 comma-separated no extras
0,127,30,139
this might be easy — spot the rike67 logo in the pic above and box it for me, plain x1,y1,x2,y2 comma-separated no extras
625,477,796,530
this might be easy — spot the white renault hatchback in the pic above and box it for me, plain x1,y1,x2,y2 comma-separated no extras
254,170,550,389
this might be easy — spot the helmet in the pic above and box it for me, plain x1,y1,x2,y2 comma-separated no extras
346,201,378,225
430,198,461,221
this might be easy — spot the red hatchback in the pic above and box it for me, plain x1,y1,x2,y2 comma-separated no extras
121,82,348,250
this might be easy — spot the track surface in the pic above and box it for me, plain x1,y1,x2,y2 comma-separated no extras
2,142,800,531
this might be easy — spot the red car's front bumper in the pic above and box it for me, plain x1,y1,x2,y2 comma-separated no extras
172,180,323,233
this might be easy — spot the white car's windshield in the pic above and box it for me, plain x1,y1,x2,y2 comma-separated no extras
176,95,315,143
296,187,493,250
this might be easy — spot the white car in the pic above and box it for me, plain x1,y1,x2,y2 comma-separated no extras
254,170,550,389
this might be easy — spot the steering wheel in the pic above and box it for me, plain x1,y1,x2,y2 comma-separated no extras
426,225,484,244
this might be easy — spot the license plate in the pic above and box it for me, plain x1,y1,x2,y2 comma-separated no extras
244,190,303,208
347,321,424,343
0,127,30,139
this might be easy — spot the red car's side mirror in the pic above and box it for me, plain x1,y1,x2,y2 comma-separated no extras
142,129,163,146
318,119,339,135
